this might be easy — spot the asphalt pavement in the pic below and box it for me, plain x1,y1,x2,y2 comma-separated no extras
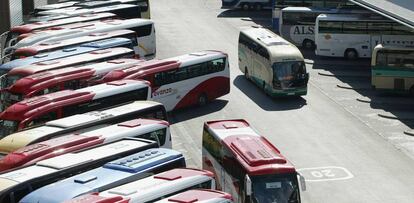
151,0,414,202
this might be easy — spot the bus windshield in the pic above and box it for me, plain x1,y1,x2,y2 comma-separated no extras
272,61,306,88
0,120,19,138
251,174,300,203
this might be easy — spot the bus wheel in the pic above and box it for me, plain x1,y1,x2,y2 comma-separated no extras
345,49,358,60
254,3,262,11
241,3,249,11
303,39,315,49
198,93,208,106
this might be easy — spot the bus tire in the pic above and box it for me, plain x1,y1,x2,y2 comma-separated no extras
241,3,249,11
303,39,315,49
198,93,208,106
345,49,358,60
254,3,262,11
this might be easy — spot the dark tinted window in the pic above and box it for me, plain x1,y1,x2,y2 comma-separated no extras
319,21,342,33
131,24,153,37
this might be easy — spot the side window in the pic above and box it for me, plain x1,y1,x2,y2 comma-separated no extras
131,24,153,37
43,85,60,95
202,129,222,164
257,47,270,60
29,111,58,127
64,80,81,90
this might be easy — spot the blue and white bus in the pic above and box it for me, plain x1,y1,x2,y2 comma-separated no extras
20,148,185,203
0,37,133,69
0,138,157,203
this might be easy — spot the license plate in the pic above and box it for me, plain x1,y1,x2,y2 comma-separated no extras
287,92,295,95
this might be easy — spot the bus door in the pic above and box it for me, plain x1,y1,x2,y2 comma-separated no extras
152,71,177,111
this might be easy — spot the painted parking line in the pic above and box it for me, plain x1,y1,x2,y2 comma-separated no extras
297,166,354,182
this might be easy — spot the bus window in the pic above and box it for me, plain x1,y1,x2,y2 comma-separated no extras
31,111,58,126
64,80,81,90
140,128,166,146
132,24,153,37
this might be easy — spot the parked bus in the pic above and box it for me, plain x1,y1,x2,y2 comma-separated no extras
2,58,144,107
221,0,273,10
238,27,308,97
0,47,134,90
6,18,155,58
20,148,185,203
154,189,233,203
0,118,172,171
0,80,151,135
202,119,306,203
315,13,414,59
67,168,215,203
0,101,167,153
271,0,352,30
102,51,230,111
371,45,414,95
1,37,133,69
11,29,137,59
34,0,139,12
0,138,157,203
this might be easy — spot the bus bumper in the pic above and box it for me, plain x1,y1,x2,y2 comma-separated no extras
269,87,307,97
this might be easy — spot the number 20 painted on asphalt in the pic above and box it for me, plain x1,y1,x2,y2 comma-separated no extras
297,166,354,182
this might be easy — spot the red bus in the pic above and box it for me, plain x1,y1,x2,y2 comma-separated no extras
10,13,117,36
2,58,144,110
154,189,233,203
102,50,230,111
0,47,134,90
0,79,150,135
12,29,137,59
202,119,306,203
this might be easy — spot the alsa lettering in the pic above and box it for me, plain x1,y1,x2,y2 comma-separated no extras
153,88,172,97
293,26,314,35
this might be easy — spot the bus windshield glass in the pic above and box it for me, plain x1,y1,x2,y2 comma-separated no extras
251,174,299,203
0,120,19,138
272,61,306,85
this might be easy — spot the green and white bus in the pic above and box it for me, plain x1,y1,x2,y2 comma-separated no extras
371,44,414,95
238,27,309,97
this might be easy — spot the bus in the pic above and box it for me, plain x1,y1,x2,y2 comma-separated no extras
0,80,151,134
6,18,155,58
315,13,414,59
238,27,308,97
0,138,157,203
202,119,306,203
371,45,414,95
221,0,273,10
20,148,185,203
1,37,133,68
34,0,151,19
11,29,137,59
2,58,144,107
0,47,134,90
66,168,216,203
154,189,233,203
102,51,230,111
271,0,352,30
0,118,172,171
0,101,167,153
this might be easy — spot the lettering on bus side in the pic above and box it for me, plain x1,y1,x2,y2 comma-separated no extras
152,88,174,97
291,25,314,35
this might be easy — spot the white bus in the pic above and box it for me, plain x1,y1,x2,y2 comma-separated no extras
239,27,308,97
315,13,414,59
154,189,233,203
279,7,372,49
7,18,156,58
66,168,216,203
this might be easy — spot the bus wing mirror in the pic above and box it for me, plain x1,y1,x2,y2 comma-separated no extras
245,174,252,196
298,173,306,191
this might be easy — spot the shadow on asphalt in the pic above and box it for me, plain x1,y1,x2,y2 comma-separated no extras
233,75,307,111
169,99,229,124
217,9,272,28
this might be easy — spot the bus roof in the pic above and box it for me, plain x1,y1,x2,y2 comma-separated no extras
37,2,137,16
0,101,163,154
104,50,227,81
0,138,155,194
155,189,233,203
240,28,304,63
19,148,183,203
35,1,78,11
13,18,152,49
97,168,214,200
317,13,389,21
14,29,135,56
0,118,169,171
7,47,133,76
7,58,143,96
0,80,149,121
10,13,116,34
1,38,132,72
205,119,296,175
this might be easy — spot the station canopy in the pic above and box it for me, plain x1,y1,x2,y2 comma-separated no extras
350,0,414,29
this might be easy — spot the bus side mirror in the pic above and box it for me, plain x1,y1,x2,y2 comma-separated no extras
298,173,306,191
245,174,252,196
